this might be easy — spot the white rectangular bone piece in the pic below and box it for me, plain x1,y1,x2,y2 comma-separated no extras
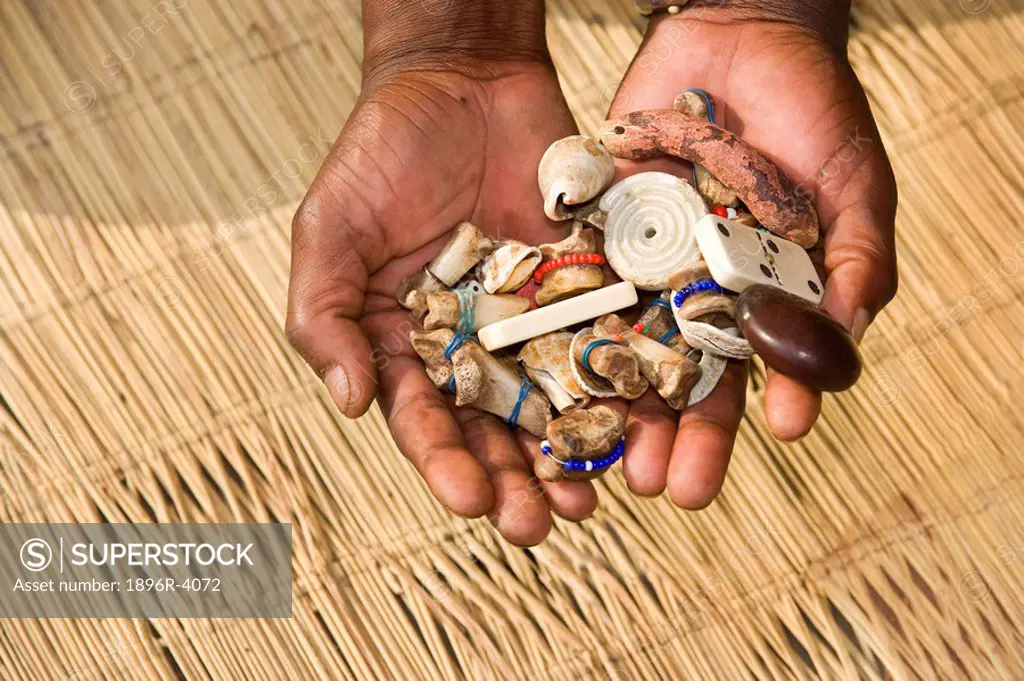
478,282,638,351
694,214,823,304
756,231,824,304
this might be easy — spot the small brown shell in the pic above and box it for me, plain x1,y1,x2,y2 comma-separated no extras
476,241,542,294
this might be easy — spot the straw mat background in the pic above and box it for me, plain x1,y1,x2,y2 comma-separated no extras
1,0,1023,678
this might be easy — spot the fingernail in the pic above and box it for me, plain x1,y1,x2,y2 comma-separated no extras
851,308,873,344
324,365,351,415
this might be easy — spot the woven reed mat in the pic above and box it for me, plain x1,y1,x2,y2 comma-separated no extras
1,0,1022,678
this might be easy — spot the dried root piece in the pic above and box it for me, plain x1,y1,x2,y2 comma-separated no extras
476,241,542,294
518,332,589,414
538,135,615,221
593,314,700,410
599,110,820,248
397,269,447,316
535,223,605,306
673,90,740,208
421,291,529,333
427,222,495,286
534,405,626,482
452,343,552,438
569,328,648,400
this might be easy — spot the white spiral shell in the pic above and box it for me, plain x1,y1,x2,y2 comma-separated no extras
599,172,706,291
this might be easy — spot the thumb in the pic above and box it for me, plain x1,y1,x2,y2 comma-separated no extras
821,180,899,343
286,192,380,418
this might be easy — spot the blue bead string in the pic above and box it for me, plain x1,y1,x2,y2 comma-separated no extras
658,327,680,345
673,279,728,308
649,297,672,311
454,287,476,333
505,377,533,427
443,331,473,361
540,438,625,473
447,375,457,393
685,88,716,190
581,339,620,374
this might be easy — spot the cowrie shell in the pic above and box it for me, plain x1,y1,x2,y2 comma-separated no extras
599,172,706,290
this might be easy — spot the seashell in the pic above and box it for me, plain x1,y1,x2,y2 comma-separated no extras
685,348,728,406
534,406,626,482
422,291,529,333
675,319,753,360
538,135,616,221
535,223,604,306
518,332,589,414
599,172,706,290
476,241,543,294
428,222,496,287
409,328,458,389
451,342,552,438
673,89,740,208
593,314,700,410
668,261,753,359
397,269,447,317
570,328,648,400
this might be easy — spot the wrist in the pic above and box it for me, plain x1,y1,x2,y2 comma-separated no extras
363,0,549,81
648,0,852,52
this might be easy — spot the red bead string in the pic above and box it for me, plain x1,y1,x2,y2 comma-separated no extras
532,253,606,283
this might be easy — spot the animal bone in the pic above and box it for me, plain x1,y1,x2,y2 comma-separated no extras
635,292,678,343
599,110,820,248
518,332,589,413
538,135,615,221
593,314,700,410
534,406,626,482
421,291,529,333
673,90,740,208
479,281,638,352
452,343,552,438
535,223,604,306
427,222,495,286
397,269,447,316
476,240,543,294
570,328,649,400
409,328,458,389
